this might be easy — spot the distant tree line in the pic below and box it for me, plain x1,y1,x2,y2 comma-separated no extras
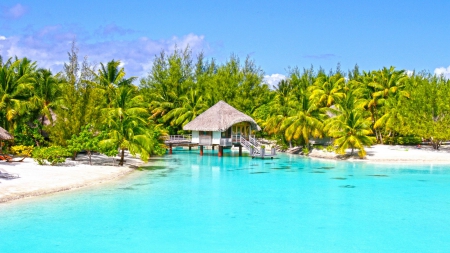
1,43,449,162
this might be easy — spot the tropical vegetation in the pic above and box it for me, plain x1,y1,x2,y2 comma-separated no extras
2,42,450,163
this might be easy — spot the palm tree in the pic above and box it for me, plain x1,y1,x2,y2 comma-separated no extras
31,69,62,126
97,60,137,106
162,87,208,127
100,86,162,166
324,109,375,158
309,72,345,107
0,57,36,130
280,94,326,146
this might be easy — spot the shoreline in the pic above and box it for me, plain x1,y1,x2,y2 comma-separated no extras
306,144,450,165
2,144,450,205
0,153,144,204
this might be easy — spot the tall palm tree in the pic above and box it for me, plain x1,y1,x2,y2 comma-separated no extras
31,69,62,125
324,109,375,158
280,94,326,146
100,86,163,166
97,60,137,106
309,72,345,107
162,87,208,127
0,57,36,130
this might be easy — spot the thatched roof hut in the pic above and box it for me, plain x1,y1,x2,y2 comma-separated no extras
183,100,261,131
0,127,13,140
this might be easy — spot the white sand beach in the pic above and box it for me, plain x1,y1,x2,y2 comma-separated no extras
309,144,450,164
0,152,145,203
2,145,450,204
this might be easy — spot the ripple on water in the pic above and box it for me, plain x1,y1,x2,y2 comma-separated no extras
339,185,356,188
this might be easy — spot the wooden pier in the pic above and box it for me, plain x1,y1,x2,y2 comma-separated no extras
164,134,276,158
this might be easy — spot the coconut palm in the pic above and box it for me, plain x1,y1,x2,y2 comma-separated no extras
97,60,137,107
100,85,163,166
280,93,327,146
31,69,62,125
309,72,345,107
0,57,36,130
162,87,208,127
324,109,375,158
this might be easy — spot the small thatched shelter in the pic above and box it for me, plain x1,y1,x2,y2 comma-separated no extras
0,127,13,141
183,100,260,147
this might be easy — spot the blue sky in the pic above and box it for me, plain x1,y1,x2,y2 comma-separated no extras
1,0,450,85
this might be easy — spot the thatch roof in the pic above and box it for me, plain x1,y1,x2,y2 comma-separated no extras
0,127,13,140
183,101,261,132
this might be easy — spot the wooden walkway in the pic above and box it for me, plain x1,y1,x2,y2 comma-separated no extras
164,134,276,158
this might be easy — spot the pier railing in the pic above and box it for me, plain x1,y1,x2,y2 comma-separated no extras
164,135,192,142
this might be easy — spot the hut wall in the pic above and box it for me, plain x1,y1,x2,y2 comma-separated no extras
192,131,199,143
212,131,221,145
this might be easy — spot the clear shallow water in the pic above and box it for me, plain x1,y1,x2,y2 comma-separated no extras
1,150,450,253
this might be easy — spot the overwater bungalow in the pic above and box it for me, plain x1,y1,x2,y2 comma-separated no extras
165,101,275,158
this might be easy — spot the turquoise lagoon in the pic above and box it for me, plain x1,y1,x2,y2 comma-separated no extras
1,150,450,253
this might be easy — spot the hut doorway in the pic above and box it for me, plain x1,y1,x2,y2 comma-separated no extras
199,131,212,145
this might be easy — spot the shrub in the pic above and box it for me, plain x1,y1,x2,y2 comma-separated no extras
32,146,71,166
315,145,324,150
383,137,421,145
326,145,335,152
302,147,310,156
10,145,34,157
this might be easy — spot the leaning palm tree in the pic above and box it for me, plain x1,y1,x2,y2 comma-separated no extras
280,94,327,146
0,57,36,130
100,85,163,166
162,87,208,127
324,109,376,158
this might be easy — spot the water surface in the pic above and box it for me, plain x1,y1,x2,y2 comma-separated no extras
1,150,450,252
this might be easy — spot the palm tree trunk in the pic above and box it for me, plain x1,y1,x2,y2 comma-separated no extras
119,148,125,166
351,147,354,155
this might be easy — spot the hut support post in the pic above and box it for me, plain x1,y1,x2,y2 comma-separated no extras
212,145,215,150
218,146,223,157
200,145,204,156
239,146,242,156
169,144,173,154
189,145,192,151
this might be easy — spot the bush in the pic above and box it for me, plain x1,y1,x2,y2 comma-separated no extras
383,137,421,145
326,145,335,152
302,147,310,156
10,145,34,158
32,146,71,166
315,145,324,150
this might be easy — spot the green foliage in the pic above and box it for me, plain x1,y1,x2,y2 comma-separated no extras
324,109,376,158
67,125,101,165
382,136,422,145
302,147,310,155
32,146,71,165
325,145,334,152
13,120,46,146
10,145,34,157
315,145,324,150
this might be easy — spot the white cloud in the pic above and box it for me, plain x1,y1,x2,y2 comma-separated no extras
2,4,27,19
263,74,286,89
0,36,6,40
0,25,209,78
434,66,450,79
405,70,414,76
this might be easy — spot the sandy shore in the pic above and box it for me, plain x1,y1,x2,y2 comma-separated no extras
309,144,450,164
0,152,145,203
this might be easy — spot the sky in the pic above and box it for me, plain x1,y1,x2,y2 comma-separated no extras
1,0,450,87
